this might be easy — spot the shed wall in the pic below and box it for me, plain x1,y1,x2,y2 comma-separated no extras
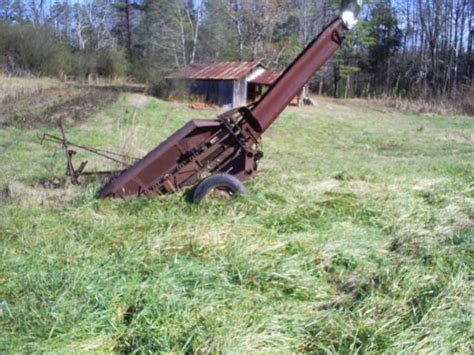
233,78,248,107
168,78,234,107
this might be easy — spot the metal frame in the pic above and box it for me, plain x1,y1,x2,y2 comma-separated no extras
41,122,139,185
97,18,347,200
42,17,348,199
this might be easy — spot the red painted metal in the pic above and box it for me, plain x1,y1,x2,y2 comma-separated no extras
98,17,347,200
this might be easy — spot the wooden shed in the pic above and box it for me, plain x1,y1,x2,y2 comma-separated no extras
166,61,269,108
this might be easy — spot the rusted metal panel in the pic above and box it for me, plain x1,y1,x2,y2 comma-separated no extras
98,119,224,199
167,61,262,81
249,69,281,86
252,19,345,132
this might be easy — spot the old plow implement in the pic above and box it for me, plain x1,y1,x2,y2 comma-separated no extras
40,122,139,185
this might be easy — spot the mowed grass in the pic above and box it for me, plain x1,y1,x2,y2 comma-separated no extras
0,93,473,353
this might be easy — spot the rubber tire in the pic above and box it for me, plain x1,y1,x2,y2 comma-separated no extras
193,174,246,203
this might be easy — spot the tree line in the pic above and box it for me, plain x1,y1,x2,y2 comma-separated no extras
0,0,472,100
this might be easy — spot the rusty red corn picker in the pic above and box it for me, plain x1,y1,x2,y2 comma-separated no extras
43,1,362,202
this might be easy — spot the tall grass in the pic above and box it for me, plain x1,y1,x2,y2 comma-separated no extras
0,95,473,353
369,88,474,117
0,74,64,102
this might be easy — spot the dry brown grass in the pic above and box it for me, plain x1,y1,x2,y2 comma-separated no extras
0,74,65,102
0,84,120,127
368,89,474,117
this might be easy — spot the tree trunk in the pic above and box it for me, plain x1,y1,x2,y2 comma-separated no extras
125,0,132,57
344,75,350,99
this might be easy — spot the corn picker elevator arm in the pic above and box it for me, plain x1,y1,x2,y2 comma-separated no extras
98,16,351,200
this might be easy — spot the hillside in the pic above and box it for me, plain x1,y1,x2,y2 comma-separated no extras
0,91,473,353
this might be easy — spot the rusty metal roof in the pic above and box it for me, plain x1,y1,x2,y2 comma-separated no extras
249,69,281,85
166,61,263,80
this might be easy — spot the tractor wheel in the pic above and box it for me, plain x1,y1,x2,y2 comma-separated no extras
193,174,246,203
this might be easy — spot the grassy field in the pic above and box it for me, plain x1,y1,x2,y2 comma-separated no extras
0,91,473,353
0,74,65,101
